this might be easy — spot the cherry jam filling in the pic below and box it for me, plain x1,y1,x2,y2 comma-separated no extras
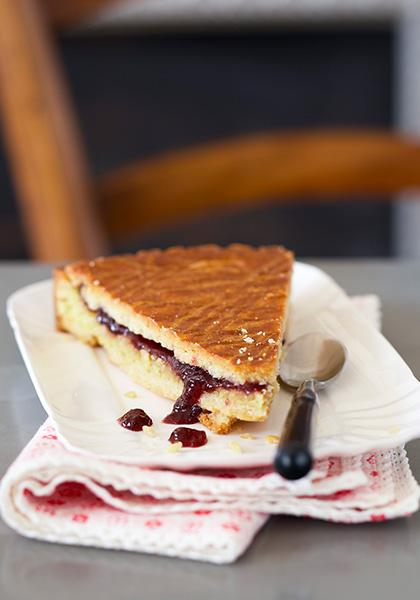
96,309,266,424
169,427,208,448
118,408,153,431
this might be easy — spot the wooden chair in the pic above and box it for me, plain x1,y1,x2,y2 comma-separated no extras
1,0,420,261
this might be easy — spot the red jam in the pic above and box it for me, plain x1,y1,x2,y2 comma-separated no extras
117,408,153,431
169,427,208,448
96,309,266,424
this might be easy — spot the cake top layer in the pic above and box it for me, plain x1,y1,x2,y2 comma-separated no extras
65,244,293,382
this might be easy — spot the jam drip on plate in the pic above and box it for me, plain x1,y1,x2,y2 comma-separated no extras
169,427,208,448
96,309,266,424
118,408,153,431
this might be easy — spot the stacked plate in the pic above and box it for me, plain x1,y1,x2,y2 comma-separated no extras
7,262,420,471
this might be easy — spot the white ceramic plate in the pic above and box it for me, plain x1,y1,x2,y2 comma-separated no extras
7,263,420,470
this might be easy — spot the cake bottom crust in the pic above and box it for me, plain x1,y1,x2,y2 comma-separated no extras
55,270,275,433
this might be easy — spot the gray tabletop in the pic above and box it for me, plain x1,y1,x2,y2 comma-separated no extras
1,260,419,600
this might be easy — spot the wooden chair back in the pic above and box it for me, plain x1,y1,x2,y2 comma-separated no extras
1,0,420,260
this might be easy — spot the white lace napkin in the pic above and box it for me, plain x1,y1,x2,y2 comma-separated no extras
1,295,419,564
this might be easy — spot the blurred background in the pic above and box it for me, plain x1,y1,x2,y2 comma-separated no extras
1,0,420,262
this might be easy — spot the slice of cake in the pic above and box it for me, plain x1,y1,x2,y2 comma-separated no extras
54,244,293,433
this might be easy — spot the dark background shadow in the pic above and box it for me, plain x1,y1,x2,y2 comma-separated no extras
0,27,393,259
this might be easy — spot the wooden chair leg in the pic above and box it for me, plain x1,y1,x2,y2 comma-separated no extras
0,0,107,261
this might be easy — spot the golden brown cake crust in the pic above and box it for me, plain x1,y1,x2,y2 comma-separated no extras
62,244,293,384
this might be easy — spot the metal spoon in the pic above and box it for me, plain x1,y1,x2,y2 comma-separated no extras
274,332,347,480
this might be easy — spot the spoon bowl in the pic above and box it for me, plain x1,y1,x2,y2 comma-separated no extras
279,332,347,389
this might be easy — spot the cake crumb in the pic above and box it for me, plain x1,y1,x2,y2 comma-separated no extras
236,358,241,364
240,433,255,440
167,442,182,453
247,356,254,362
240,327,248,334
228,441,242,453
143,425,156,438
239,347,247,354
243,336,254,344
267,338,276,345
124,391,138,399
265,435,280,444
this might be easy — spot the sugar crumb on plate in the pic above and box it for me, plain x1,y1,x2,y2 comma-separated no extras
143,425,156,438
228,441,242,453
265,435,280,444
240,433,255,440
167,442,182,453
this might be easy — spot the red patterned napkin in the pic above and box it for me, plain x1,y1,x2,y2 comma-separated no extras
1,418,418,563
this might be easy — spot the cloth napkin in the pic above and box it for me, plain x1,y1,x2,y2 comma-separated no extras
1,295,419,564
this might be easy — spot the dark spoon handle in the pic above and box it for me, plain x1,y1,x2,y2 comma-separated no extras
274,380,317,480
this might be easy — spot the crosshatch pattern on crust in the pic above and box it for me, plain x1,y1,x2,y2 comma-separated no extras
63,244,293,382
